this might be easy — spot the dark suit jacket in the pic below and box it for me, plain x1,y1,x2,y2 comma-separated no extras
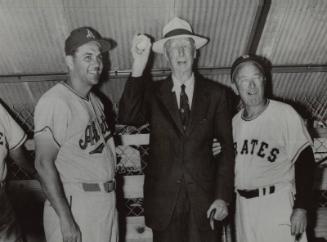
119,74,234,231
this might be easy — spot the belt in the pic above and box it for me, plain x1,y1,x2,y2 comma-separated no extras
82,180,116,193
237,185,275,199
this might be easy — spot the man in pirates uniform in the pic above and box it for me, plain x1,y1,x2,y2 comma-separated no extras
231,55,315,242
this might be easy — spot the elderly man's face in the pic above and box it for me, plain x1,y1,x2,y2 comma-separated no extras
164,37,196,74
233,62,266,108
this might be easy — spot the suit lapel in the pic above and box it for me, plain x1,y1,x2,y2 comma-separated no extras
156,77,184,133
186,76,210,135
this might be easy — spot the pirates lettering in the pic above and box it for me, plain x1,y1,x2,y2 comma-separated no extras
234,142,238,154
257,142,268,158
267,148,279,162
240,140,248,154
236,139,280,163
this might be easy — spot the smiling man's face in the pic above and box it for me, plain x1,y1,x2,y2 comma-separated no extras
233,62,266,108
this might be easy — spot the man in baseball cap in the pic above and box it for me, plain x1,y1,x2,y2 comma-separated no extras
65,26,111,56
34,26,118,242
231,54,315,242
119,17,234,242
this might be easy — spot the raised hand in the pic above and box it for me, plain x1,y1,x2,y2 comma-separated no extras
131,34,152,77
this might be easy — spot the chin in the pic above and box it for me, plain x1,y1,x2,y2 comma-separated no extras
93,79,100,85
89,75,100,84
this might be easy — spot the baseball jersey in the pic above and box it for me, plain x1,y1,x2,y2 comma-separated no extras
34,83,116,183
0,104,26,181
233,99,312,190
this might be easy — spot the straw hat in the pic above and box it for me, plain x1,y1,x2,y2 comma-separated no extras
152,17,208,54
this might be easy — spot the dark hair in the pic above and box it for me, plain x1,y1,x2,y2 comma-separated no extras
231,54,270,83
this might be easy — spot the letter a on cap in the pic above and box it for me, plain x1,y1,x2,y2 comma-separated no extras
86,29,95,39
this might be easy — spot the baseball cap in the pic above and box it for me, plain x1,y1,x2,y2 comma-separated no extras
65,27,111,55
230,54,266,82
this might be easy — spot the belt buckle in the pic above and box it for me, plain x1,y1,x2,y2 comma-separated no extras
103,180,116,193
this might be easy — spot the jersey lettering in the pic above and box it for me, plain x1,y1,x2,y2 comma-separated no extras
240,140,249,154
79,115,110,152
257,142,268,158
250,139,258,154
79,123,97,149
233,142,238,154
236,139,279,162
267,148,280,162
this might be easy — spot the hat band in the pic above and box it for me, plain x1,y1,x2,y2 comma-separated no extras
164,28,193,38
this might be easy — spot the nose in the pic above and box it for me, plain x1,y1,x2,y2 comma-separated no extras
249,80,256,88
92,56,102,67
178,46,185,56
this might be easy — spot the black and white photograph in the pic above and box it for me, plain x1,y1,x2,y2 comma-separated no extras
0,1,326,242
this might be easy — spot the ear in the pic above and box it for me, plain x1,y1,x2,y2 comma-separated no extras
163,48,169,60
193,49,197,59
231,82,239,95
65,55,74,71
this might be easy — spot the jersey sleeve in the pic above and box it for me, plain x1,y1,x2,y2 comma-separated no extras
0,104,26,150
284,106,312,164
34,97,70,147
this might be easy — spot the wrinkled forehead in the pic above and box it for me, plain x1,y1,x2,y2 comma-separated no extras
164,37,195,49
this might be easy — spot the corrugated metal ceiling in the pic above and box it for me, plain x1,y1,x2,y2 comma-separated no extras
0,0,327,72
0,0,260,74
257,0,327,65
0,0,326,121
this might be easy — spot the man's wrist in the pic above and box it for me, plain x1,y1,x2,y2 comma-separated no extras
215,198,229,206
293,208,307,213
131,73,143,78
132,63,145,77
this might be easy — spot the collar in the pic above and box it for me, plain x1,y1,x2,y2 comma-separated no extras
61,82,91,101
242,99,270,121
171,73,194,93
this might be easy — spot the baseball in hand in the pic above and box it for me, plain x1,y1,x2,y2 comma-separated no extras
136,39,147,51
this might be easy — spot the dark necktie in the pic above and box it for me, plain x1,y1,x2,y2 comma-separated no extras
180,84,190,130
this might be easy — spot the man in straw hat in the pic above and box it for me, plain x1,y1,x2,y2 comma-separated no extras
34,27,118,242
119,17,234,242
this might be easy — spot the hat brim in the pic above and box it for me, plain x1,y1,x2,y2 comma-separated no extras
152,34,208,53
